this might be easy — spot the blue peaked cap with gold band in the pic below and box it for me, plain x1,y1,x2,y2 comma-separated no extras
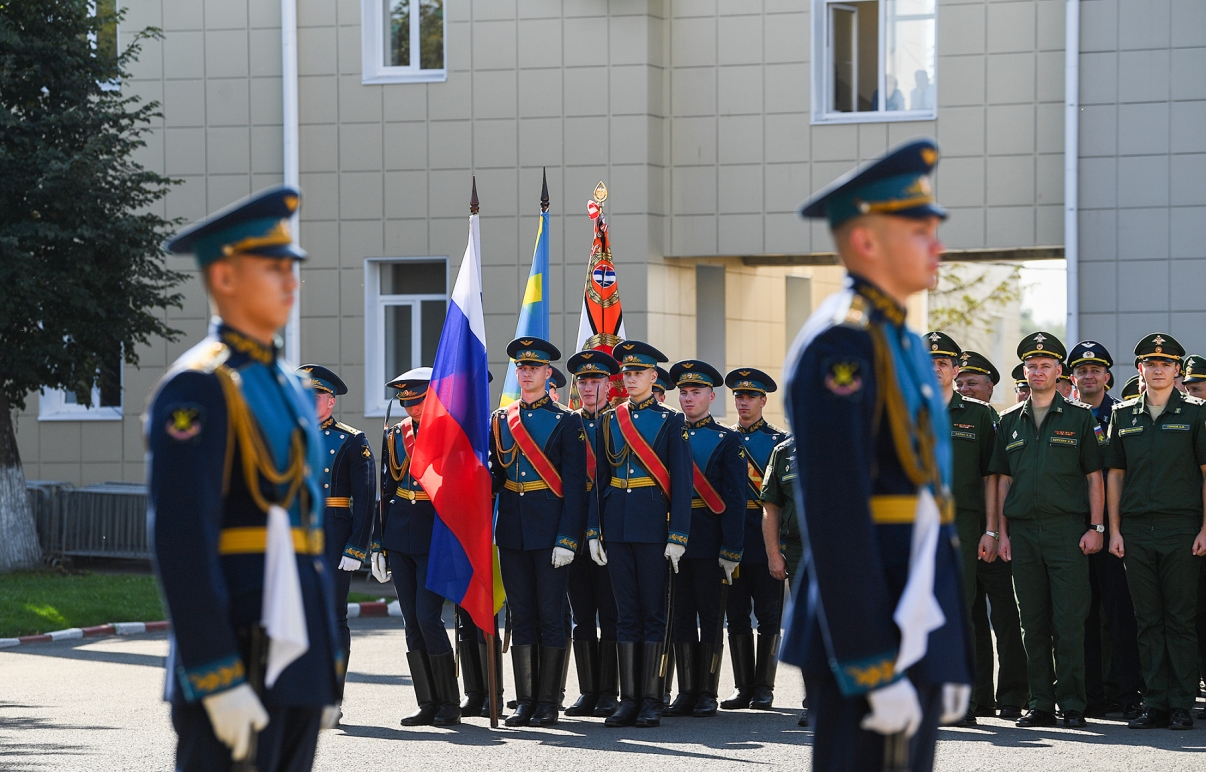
567,350,620,379
654,366,674,393
297,364,347,396
507,337,561,365
387,367,432,407
165,185,306,268
669,360,723,389
613,340,668,372
798,139,947,229
549,366,567,390
725,367,777,395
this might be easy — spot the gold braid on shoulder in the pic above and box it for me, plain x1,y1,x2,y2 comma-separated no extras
214,366,306,513
492,412,520,471
386,426,410,482
868,324,944,498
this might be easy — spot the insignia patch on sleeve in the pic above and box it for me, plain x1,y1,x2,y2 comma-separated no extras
682,427,690,441
578,429,586,443
823,359,864,397
362,446,371,458
166,404,203,442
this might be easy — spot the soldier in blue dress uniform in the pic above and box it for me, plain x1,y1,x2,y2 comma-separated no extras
654,366,674,404
720,368,789,711
369,367,461,727
587,340,693,728
564,350,623,718
781,139,972,771
150,186,342,771
663,360,745,718
296,365,374,691
490,338,589,727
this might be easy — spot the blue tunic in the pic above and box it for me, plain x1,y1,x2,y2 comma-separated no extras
317,417,375,564
683,415,746,562
733,417,789,566
374,417,436,556
146,320,342,707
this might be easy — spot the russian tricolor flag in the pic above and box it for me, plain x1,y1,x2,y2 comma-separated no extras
410,205,497,632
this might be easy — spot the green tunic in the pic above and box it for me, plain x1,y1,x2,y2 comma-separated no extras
759,438,802,576
1105,388,1206,711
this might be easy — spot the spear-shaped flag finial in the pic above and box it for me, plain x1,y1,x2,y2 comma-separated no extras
470,175,479,215
540,168,549,213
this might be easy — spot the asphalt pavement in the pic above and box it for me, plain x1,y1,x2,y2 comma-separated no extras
2,615,1205,771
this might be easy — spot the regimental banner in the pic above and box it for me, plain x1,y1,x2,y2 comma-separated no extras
499,173,552,408
574,182,628,405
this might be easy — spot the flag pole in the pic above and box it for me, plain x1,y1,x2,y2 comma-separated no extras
469,174,499,728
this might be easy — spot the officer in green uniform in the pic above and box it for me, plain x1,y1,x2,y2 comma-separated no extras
1012,364,1030,403
1121,375,1142,400
1182,355,1206,399
759,436,807,727
955,351,999,404
1106,333,1206,730
928,333,1027,724
990,332,1105,728
1184,354,1206,711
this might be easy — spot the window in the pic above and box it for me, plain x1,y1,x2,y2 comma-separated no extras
364,258,448,416
812,0,936,124
695,265,727,417
39,361,123,422
92,0,120,90
361,0,446,85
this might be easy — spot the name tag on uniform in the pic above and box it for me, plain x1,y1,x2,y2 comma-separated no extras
1161,423,1191,432
1119,427,1144,436
1006,439,1025,452
1049,436,1078,447
951,430,976,441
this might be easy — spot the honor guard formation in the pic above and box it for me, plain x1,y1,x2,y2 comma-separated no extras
147,140,1206,772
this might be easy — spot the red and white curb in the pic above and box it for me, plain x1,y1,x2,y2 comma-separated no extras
346,600,402,618
0,620,171,649
1,601,400,649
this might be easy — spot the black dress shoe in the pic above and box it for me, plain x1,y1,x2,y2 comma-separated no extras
997,705,1023,720
1016,709,1057,727
797,710,809,727
953,710,977,727
1122,702,1144,720
1083,703,1110,719
1061,710,1087,728
592,693,619,718
1196,707,1206,721
973,706,997,718
1128,708,1170,729
1169,708,1193,730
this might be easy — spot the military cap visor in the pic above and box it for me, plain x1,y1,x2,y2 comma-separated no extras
670,360,723,389
567,350,620,380
1017,331,1066,362
298,364,347,396
549,366,567,390
725,367,777,395
507,337,560,365
957,351,1000,384
1134,333,1185,364
653,366,674,393
165,185,305,268
1120,375,1142,399
1182,354,1206,383
1067,341,1113,370
613,340,668,371
798,139,947,229
1011,363,1027,386
925,331,961,359
387,366,433,405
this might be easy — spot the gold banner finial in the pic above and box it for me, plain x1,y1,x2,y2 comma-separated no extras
593,181,608,205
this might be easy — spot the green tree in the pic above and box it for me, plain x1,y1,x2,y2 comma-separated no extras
928,262,1022,339
0,1,185,571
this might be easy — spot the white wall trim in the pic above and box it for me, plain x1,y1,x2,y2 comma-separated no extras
1064,0,1079,345
282,0,301,365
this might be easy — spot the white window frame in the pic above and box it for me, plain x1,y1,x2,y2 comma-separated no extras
91,0,121,92
811,0,937,125
364,257,449,418
39,370,123,422
361,0,447,85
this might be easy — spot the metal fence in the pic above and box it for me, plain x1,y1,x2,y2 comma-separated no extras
26,480,151,560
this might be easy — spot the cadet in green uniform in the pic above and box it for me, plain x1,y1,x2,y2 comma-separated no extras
928,333,1027,724
955,351,999,404
1012,364,1030,403
1106,333,1206,730
990,332,1105,728
1121,375,1142,400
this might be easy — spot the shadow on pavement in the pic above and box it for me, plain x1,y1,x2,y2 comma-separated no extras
0,702,117,770
1,639,165,669
939,721,1206,751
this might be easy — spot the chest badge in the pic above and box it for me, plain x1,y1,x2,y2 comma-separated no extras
1132,417,1137,426
1012,430,1017,439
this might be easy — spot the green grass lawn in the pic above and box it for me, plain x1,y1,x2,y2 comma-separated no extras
0,571,164,638
346,592,392,604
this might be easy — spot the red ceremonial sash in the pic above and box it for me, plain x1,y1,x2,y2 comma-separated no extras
746,453,765,496
614,402,672,498
401,418,417,459
505,402,564,498
582,420,597,483
692,461,725,514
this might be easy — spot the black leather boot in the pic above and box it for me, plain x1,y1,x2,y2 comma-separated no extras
635,641,667,728
605,642,640,727
750,633,779,710
459,632,486,715
505,645,537,727
565,638,600,716
693,643,720,717
531,646,567,726
429,650,462,726
593,640,620,717
402,651,438,726
664,643,699,716
720,633,755,709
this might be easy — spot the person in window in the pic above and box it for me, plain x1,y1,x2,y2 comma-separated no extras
910,70,935,111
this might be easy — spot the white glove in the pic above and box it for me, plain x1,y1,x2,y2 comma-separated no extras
860,678,922,738
589,539,608,566
719,557,739,584
320,704,341,730
201,683,269,761
664,543,685,573
940,682,971,725
551,546,575,568
370,551,391,583
337,555,361,572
